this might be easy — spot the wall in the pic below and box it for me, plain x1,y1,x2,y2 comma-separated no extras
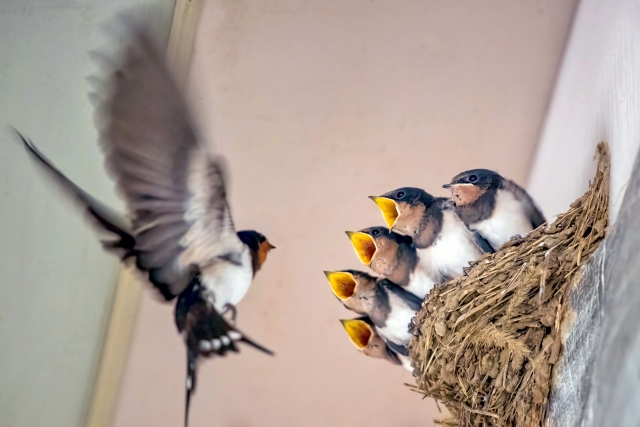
525,0,640,426
0,2,174,427
528,0,640,223
113,1,579,426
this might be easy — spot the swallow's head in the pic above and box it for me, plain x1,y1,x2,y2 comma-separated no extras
237,230,276,270
443,169,501,206
346,227,413,280
340,318,401,365
371,188,434,237
324,270,376,313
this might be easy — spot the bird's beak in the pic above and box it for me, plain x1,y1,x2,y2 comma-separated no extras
442,183,452,189
340,319,373,350
324,271,357,301
345,231,377,266
369,196,400,230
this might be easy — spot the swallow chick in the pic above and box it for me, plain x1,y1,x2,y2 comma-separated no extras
325,270,422,346
345,227,434,298
340,317,413,372
371,188,493,284
13,22,274,427
443,169,546,250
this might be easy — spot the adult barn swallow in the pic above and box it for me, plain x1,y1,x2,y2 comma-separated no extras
370,188,493,283
443,169,546,250
325,270,422,346
13,23,274,427
345,227,434,298
340,317,413,372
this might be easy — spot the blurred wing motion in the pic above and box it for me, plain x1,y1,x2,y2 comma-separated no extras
93,26,243,300
13,21,273,427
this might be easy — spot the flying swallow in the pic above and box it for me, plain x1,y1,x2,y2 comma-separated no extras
13,23,274,427
370,188,493,284
340,317,413,372
325,270,422,347
345,227,435,298
443,169,545,250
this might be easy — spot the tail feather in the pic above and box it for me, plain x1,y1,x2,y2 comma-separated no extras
176,281,274,426
185,348,197,427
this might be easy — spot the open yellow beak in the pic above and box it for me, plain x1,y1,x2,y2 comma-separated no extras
340,319,373,350
345,231,377,266
369,196,400,230
324,271,357,301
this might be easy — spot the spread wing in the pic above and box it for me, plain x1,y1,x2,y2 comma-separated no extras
503,179,546,229
93,25,242,296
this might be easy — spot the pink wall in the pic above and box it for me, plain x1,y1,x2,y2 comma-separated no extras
113,1,578,426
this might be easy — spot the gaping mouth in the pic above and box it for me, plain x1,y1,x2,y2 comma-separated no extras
345,231,377,265
324,271,357,301
340,319,373,350
369,196,400,230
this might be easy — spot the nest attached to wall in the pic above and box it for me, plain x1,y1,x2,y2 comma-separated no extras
408,143,610,427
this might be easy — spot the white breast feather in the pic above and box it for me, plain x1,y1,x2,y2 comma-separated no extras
472,189,533,250
374,294,416,346
417,210,483,282
200,247,253,312
407,267,436,299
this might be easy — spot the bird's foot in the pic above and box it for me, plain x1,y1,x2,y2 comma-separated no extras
222,303,237,325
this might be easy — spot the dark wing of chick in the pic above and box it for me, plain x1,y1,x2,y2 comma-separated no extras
92,25,245,299
503,179,546,229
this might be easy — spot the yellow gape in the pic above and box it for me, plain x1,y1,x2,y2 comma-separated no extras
370,196,400,230
324,271,357,301
340,319,373,350
345,231,377,266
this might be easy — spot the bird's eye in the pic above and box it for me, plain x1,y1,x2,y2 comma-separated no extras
396,191,405,198
468,175,478,183
371,229,380,236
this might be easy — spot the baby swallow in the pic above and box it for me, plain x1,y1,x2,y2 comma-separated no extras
345,227,434,298
370,188,493,284
325,270,422,347
444,169,546,250
13,22,274,427
340,317,413,372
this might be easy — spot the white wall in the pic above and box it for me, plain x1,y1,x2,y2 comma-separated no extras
0,2,174,427
528,0,640,224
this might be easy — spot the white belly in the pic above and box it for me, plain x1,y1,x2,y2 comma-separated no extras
374,298,416,346
407,267,436,299
200,248,253,312
471,190,533,250
417,211,483,282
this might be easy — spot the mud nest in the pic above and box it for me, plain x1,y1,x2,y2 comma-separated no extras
408,143,610,427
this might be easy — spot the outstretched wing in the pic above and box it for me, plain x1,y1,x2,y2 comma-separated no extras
92,24,245,297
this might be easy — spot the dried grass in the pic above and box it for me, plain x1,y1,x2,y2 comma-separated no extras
408,143,610,427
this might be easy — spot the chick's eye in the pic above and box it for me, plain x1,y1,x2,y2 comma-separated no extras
371,229,380,236
396,191,405,198
468,175,478,183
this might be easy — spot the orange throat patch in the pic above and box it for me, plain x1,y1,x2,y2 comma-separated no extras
257,240,275,268
450,184,486,206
